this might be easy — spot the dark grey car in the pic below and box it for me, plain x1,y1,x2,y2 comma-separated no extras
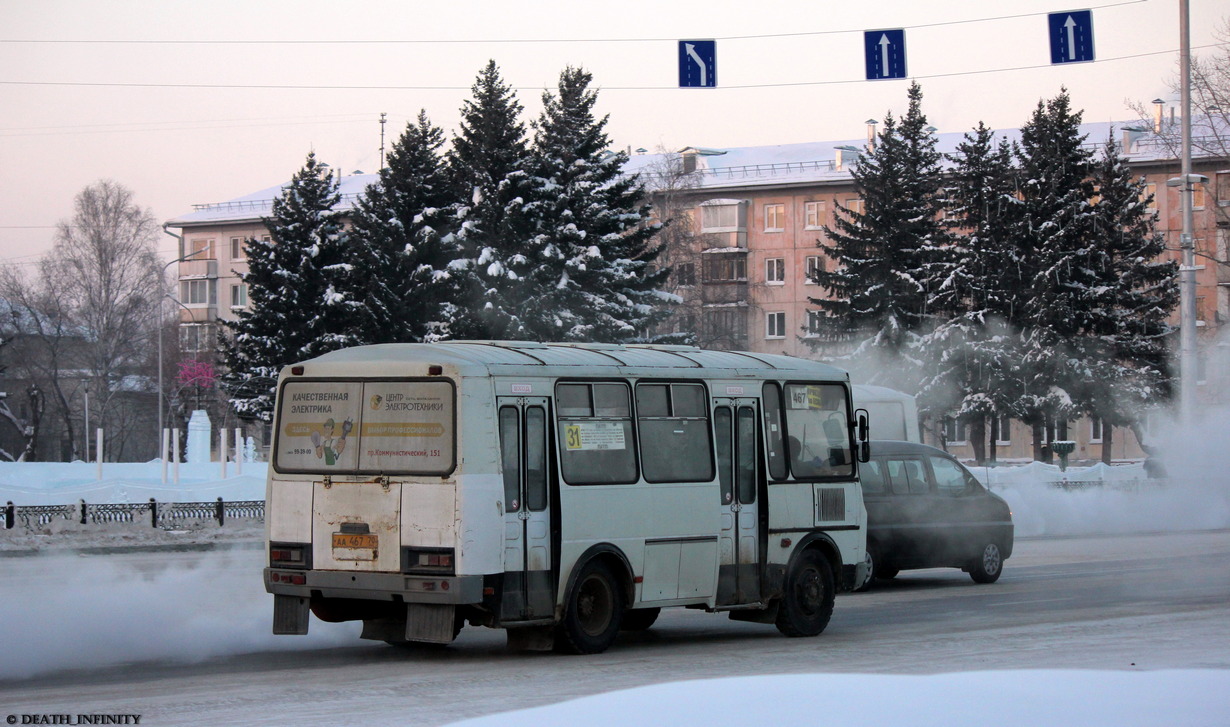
856,440,1014,590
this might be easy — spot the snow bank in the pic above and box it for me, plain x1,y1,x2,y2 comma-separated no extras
0,460,267,506
444,671,1229,727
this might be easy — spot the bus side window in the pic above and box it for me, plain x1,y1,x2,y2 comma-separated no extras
762,383,787,480
557,381,638,485
636,383,713,483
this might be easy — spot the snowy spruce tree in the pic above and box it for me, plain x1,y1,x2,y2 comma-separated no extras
809,81,948,391
917,122,1018,461
445,60,538,340
1070,134,1177,461
1003,90,1099,457
345,111,459,343
520,66,672,342
221,152,357,420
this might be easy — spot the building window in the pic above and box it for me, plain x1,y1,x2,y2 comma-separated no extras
180,279,217,306
842,198,865,215
943,418,967,444
1192,184,1206,210
230,283,248,309
703,256,747,282
765,258,785,285
766,311,786,339
705,309,747,343
675,262,695,287
805,310,822,338
804,256,824,283
764,203,785,232
229,237,244,260
995,414,1012,445
188,238,213,258
1142,182,1157,212
701,203,743,232
1089,416,1103,443
179,323,213,353
804,201,826,230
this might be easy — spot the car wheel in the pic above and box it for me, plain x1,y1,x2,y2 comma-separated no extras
774,549,835,637
556,559,624,654
853,545,879,592
969,543,1004,584
620,607,661,631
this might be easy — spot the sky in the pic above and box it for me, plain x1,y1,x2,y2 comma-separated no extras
0,0,1225,268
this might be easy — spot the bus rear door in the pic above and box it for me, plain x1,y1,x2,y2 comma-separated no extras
497,396,554,622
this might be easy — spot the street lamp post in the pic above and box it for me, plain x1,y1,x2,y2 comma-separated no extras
1178,0,1199,424
81,378,89,462
158,249,208,447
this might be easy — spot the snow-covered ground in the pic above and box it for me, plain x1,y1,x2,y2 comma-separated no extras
2,442,1228,726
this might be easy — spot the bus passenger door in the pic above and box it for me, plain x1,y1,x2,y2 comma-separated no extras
497,397,554,622
715,399,762,605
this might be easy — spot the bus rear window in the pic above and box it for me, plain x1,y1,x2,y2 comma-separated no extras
275,379,455,475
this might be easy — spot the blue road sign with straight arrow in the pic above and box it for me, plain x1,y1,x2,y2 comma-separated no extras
865,29,907,80
1049,10,1095,64
679,40,717,88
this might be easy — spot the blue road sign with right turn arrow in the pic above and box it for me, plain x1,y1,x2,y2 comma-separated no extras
1049,10,1095,64
679,40,717,88
864,29,907,81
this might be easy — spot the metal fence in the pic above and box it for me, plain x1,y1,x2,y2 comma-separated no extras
3,498,265,531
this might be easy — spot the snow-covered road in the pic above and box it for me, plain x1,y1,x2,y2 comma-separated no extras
1,529,1226,725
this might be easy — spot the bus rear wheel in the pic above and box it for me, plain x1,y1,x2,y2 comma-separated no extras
556,560,624,654
774,549,835,637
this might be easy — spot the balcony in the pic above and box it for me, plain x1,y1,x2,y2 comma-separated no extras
179,259,218,279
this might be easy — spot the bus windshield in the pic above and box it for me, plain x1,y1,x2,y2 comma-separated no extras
274,379,455,475
783,383,852,479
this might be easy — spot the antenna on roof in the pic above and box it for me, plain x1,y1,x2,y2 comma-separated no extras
379,112,388,171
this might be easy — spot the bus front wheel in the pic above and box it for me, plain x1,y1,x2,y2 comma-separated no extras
557,559,624,654
774,549,835,637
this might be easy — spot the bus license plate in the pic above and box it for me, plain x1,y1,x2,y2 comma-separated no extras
333,533,378,550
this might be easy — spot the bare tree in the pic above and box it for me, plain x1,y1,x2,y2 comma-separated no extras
0,180,165,460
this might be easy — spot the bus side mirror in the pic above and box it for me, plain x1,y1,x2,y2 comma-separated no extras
855,409,870,463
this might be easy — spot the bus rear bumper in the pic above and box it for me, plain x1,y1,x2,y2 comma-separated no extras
264,567,484,605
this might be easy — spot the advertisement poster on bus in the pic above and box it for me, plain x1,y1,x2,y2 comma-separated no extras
276,382,363,470
358,381,455,473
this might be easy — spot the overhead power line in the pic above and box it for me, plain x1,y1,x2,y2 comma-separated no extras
0,45,1213,94
0,1,1145,45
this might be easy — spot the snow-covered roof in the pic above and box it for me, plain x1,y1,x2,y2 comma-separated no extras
167,173,379,227
168,117,1228,227
298,341,849,380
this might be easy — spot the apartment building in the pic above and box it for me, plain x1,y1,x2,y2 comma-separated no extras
167,120,1228,462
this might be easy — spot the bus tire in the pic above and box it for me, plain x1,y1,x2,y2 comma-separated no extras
556,559,624,654
774,548,835,637
621,607,661,632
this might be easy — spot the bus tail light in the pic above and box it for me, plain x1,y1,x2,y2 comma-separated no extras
401,547,456,575
270,542,309,569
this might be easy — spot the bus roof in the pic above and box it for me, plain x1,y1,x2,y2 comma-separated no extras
293,341,849,380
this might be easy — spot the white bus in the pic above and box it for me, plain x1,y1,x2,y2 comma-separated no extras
264,341,869,654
